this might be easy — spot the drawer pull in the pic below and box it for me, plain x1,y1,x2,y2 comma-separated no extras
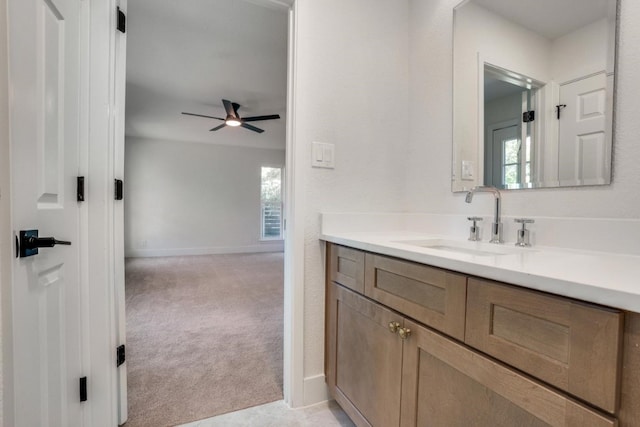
398,327,412,340
388,321,401,334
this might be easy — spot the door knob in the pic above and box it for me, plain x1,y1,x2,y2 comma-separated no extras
19,230,71,258
398,327,412,340
388,321,401,334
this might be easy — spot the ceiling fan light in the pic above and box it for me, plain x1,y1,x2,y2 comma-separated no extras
226,118,241,127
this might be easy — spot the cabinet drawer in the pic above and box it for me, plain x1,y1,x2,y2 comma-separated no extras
465,278,623,414
327,243,365,293
364,253,467,341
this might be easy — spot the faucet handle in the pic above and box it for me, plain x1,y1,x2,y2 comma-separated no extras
514,218,535,225
514,218,534,247
467,217,483,241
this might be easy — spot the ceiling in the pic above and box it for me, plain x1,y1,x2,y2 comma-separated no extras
125,0,289,150
472,0,611,39
484,76,525,103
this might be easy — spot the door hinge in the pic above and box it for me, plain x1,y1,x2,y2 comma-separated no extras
79,377,88,402
115,179,124,200
556,104,567,119
116,344,126,367
77,176,85,202
522,110,535,123
117,7,126,33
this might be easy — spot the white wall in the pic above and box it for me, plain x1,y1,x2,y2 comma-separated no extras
485,92,521,127
0,0,8,421
124,137,285,257
292,0,410,400
407,0,640,219
452,2,552,191
551,18,609,83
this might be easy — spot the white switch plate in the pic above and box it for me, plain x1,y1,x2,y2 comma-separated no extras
461,160,475,180
311,142,335,169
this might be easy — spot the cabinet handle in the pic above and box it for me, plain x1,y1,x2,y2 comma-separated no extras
398,327,411,340
388,321,401,334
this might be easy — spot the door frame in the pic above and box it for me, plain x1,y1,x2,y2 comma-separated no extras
283,1,305,408
108,0,306,418
0,0,13,424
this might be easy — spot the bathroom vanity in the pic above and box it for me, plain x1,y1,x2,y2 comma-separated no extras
323,237,640,426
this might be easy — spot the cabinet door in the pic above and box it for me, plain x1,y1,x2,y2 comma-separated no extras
364,253,467,340
326,283,403,427
400,319,616,427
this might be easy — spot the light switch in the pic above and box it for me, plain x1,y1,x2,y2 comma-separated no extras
314,144,324,162
461,160,475,180
311,142,335,169
323,145,334,167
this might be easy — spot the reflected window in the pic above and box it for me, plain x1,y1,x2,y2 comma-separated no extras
502,138,520,186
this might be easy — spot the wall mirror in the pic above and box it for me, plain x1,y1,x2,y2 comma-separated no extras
452,0,618,192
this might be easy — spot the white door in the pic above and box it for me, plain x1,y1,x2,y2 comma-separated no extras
8,0,85,425
558,72,609,185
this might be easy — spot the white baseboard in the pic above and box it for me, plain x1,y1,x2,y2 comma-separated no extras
125,242,284,258
303,374,329,406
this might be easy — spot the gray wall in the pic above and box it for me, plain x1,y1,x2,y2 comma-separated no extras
124,137,285,257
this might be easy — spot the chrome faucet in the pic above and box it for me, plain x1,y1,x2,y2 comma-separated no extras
465,186,503,243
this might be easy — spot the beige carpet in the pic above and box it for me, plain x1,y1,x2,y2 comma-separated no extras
124,252,284,427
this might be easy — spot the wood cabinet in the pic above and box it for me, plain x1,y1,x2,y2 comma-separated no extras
324,243,640,427
364,253,467,340
465,278,623,414
401,319,615,427
327,282,615,427
326,282,403,427
328,243,365,293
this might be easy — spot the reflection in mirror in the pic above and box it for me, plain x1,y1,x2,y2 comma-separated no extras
452,0,618,192
484,64,543,188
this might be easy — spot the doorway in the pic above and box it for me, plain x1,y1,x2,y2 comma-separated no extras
120,0,289,425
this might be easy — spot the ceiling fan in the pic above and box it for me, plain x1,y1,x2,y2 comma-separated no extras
181,99,280,134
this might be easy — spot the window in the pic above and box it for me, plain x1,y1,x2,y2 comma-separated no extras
501,136,531,187
502,137,520,186
260,166,283,240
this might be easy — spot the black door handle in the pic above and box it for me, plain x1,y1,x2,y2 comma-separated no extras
18,230,71,258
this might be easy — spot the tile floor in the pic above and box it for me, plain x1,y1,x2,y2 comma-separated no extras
177,400,355,427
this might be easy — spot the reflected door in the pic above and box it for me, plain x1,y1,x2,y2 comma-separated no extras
8,0,84,425
558,73,609,185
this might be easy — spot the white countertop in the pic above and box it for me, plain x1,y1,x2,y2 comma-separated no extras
321,230,640,313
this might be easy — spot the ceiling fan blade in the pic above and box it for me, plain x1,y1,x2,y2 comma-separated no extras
210,124,227,131
222,99,238,118
241,123,264,133
232,102,241,116
242,114,281,122
182,112,225,120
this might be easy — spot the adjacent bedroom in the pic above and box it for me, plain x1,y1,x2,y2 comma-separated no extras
121,1,288,426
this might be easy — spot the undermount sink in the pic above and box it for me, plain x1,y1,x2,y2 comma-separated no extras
394,238,531,257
